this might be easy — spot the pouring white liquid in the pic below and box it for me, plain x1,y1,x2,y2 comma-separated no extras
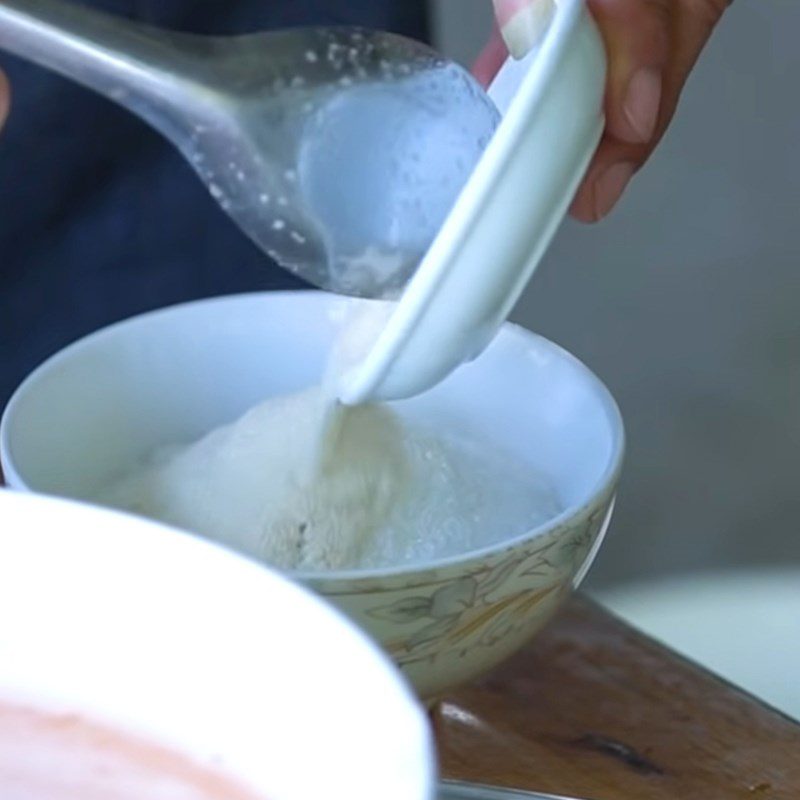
98,300,562,571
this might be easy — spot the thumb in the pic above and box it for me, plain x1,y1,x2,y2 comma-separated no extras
473,25,507,87
492,0,556,59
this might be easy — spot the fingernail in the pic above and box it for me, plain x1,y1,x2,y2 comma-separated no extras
623,68,662,143
594,162,636,220
498,0,556,59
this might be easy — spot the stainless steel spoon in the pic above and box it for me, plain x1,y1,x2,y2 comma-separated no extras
439,780,597,800
0,0,499,297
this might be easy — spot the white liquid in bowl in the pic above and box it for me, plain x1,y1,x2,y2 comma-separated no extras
90,298,562,573
96,385,562,572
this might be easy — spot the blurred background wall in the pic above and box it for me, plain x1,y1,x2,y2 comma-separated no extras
431,0,800,589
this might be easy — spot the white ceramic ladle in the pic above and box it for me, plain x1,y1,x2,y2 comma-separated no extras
339,0,607,403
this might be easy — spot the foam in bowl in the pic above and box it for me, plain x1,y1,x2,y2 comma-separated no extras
96,385,562,572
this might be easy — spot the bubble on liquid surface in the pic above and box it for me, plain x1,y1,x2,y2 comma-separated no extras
97,389,562,573
297,61,500,295
357,422,563,569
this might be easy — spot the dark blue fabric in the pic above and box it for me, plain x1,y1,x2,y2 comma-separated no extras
0,1,429,404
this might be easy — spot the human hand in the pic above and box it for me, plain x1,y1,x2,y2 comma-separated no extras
478,0,731,222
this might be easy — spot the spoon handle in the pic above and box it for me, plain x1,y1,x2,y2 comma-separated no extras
439,781,597,800
0,0,201,133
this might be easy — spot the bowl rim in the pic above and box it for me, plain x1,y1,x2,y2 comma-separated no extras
1,290,625,582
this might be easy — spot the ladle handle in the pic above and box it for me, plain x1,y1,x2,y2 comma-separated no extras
0,0,202,133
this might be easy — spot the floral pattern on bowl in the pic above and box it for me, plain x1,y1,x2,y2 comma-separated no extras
307,488,616,699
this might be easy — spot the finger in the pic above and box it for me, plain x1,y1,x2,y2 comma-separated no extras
0,70,10,129
492,0,555,59
473,25,507,87
587,0,671,145
573,0,730,222
569,0,671,221
569,136,646,222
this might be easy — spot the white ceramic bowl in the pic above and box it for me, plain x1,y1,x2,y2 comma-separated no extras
1,291,624,698
0,489,434,800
